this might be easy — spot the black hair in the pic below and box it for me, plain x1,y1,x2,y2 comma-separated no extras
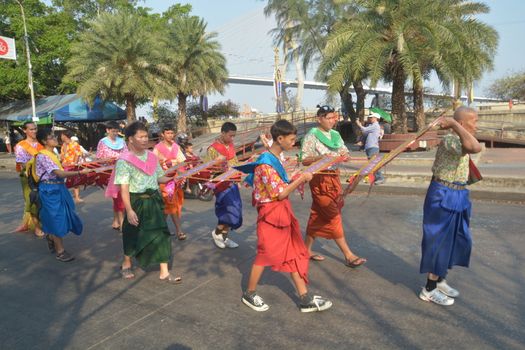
124,121,148,139
36,128,54,146
161,123,175,132
61,130,74,139
22,121,36,130
316,104,335,117
221,122,237,133
105,121,120,130
270,119,297,140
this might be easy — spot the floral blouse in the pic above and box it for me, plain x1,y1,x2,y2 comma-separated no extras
15,141,40,165
301,131,349,170
432,134,469,183
253,164,286,204
96,137,128,159
36,153,61,182
113,153,164,193
60,141,82,166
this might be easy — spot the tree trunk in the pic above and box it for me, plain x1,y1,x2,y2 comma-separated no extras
391,64,407,133
293,52,304,111
453,80,462,110
177,92,187,133
125,94,136,122
354,80,367,122
413,78,425,131
339,81,356,121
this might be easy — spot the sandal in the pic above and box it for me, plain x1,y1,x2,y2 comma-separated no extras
45,235,56,254
345,257,367,268
159,274,182,284
309,254,325,262
112,226,121,231
177,232,187,241
120,267,135,279
34,229,45,239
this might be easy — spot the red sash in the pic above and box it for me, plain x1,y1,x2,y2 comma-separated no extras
210,141,235,160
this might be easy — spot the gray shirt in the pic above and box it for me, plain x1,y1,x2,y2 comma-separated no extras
359,122,381,150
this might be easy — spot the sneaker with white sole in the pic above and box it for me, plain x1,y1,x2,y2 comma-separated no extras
437,279,459,298
299,295,333,313
211,229,226,249
419,287,454,306
224,237,239,248
242,292,269,312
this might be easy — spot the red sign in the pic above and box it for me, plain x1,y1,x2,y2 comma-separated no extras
0,36,16,60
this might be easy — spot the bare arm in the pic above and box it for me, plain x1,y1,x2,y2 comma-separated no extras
52,168,92,178
439,117,482,154
301,155,323,166
121,184,138,226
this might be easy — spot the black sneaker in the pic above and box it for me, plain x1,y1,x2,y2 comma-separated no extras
299,295,333,313
242,291,269,312
56,250,75,262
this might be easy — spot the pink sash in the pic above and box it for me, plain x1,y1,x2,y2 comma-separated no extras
154,142,179,160
105,151,159,198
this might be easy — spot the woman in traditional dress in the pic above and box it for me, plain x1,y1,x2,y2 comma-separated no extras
35,128,92,262
96,121,128,230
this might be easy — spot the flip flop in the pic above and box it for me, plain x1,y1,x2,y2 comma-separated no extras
112,226,120,231
120,267,135,279
310,254,325,262
345,257,367,268
159,274,182,284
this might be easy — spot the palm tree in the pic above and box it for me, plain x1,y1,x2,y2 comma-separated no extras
322,0,497,133
164,16,228,133
65,12,173,122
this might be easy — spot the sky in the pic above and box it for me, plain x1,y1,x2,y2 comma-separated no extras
142,1,525,114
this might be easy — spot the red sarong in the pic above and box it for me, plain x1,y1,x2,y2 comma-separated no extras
160,184,183,216
306,172,344,239
254,199,309,283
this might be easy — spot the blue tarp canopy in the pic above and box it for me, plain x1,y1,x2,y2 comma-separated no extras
0,94,126,123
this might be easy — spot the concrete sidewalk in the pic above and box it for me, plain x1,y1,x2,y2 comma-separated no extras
0,173,523,349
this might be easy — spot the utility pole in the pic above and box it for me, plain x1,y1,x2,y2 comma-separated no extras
15,0,38,122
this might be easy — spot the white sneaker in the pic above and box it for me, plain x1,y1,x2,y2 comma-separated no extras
419,287,454,306
242,292,269,312
300,295,333,313
437,279,459,298
224,237,239,248
211,229,226,249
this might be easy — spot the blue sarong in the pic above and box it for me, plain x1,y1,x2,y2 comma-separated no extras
215,183,243,230
420,181,472,277
39,182,83,237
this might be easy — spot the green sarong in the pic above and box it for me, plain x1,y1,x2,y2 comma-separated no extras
122,189,171,268
20,173,38,216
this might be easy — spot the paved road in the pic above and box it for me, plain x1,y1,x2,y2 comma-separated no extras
0,172,523,349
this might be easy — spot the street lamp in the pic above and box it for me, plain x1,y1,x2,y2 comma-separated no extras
15,0,38,122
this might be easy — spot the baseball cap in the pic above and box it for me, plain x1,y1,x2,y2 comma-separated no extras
368,112,381,119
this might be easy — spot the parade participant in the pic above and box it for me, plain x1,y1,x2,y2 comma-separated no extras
419,107,482,306
35,128,93,262
356,112,385,185
96,121,128,230
60,130,84,202
301,105,366,267
237,120,332,313
14,121,44,237
113,121,181,282
153,124,187,240
206,122,242,249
